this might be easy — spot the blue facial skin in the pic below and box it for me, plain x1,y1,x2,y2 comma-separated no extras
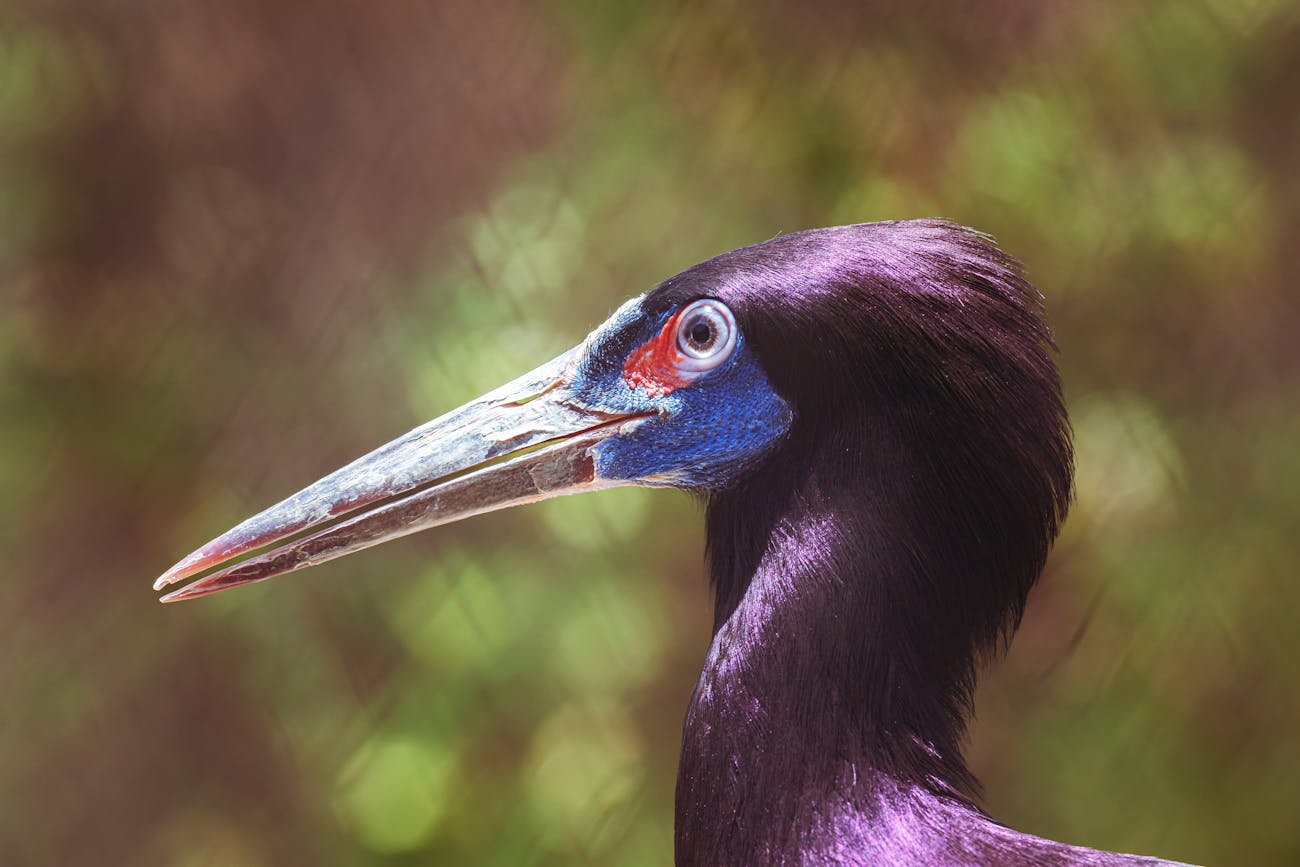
566,297,793,491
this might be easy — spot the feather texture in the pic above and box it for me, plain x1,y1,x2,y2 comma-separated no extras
637,222,1182,865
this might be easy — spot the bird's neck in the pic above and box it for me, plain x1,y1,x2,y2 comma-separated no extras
675,461,1164,866
676,461,976,863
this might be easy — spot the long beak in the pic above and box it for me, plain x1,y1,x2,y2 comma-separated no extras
154,349,646,602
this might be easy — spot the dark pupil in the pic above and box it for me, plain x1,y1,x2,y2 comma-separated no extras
689,320,713,346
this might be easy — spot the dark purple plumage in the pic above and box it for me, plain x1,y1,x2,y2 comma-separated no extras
642,222,1182,865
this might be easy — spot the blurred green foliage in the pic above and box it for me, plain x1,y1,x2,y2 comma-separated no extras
2,1,1298,864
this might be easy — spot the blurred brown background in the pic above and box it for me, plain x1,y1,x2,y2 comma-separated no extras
2,1,1298,864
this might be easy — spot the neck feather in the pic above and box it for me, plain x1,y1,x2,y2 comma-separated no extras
675,459,975,864
674,467,1173,865
673,416,1076,865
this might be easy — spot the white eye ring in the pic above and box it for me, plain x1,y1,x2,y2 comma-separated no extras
675,299,737,371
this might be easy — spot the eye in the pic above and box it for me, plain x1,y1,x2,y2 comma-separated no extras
675,299,737,371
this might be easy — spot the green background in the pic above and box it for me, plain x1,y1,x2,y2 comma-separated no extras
2,1,1298,864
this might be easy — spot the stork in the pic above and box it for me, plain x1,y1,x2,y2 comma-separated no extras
155,221,1187,866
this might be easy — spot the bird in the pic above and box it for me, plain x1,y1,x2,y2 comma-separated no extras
154,220,1190,866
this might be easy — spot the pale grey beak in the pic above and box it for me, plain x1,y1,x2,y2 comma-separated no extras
154,349,648,602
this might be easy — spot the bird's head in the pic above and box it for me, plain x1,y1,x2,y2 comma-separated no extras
153,236,797,600
155,220,1070,633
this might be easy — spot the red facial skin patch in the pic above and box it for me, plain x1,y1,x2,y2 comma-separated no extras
623,311,692,396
